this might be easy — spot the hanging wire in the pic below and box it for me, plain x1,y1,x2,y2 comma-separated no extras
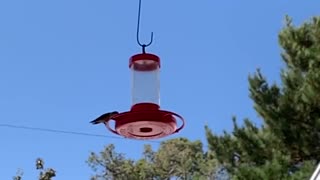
0,123,212,149
136,0,153,53
0,123,161,143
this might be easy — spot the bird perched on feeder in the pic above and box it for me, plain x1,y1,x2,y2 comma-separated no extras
90,111,119,125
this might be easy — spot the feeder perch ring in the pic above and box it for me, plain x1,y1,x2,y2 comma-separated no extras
104,110,185,140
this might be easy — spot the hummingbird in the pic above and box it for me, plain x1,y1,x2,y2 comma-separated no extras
90,111,119,125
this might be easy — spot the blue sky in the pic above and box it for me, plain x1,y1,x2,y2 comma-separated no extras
0,0,319,179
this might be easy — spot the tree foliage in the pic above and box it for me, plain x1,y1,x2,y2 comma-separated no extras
13,158,56,180
206,16,320,179
87,138,217,180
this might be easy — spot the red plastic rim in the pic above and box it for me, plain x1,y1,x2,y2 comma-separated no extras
129,53,161,71
131,103,160,111
104,107,185,140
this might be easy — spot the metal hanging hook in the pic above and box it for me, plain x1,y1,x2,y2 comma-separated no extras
136,0,153,53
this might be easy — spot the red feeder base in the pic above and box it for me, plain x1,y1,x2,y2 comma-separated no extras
104,103,185,140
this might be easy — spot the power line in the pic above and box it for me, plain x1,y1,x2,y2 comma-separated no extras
0,123,212,150
0,123,161,144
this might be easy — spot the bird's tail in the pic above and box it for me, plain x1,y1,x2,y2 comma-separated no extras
90,120,100,125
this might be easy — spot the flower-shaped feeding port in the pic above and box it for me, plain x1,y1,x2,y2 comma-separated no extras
104,53,185,140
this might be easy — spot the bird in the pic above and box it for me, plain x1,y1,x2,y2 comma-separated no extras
90,111,119,125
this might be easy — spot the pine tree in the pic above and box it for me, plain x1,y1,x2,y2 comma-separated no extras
205,16,320,179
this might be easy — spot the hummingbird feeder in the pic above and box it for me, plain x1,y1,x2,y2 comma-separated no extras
104,0,185,140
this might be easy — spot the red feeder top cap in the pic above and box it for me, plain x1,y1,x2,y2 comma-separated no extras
129,53,161,69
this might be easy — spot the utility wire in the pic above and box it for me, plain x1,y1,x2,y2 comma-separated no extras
0,123,161,144
0,123,211,150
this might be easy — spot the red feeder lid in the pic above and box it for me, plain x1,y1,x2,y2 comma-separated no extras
104,103,185,140
129,53,161,71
